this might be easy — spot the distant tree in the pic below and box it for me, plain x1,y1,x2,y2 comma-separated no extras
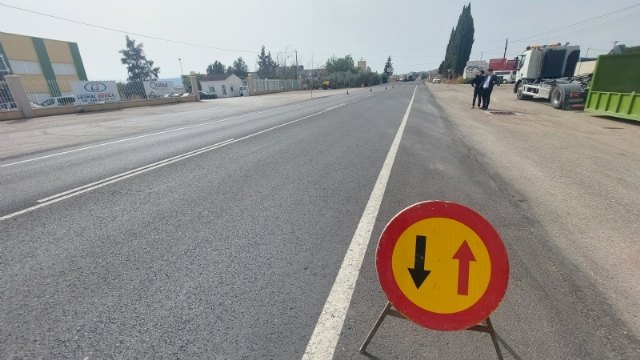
381,72,389,83
439,4,475,77
232,57,249,78
384,56,393,75
257,46,276,78
325,55,355,73
206,60,226,75
119,35,160,81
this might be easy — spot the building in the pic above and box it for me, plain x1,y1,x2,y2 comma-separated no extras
357,58,367,71
462,60,488,79
574,59,597,76
200,74,245,98
0,32,87,99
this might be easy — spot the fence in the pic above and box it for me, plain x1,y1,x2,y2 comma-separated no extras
0,75,199,120
0,80,16,110
19,79,146,107
248,78,301,95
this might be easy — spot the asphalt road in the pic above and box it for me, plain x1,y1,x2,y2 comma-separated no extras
2,83,639,359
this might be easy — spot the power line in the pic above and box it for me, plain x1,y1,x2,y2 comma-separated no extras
0,1,259,54
481,3,640,53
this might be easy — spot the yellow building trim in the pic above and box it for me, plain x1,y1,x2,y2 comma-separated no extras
43,39,74,63
0,32,38,61
54,75,79,92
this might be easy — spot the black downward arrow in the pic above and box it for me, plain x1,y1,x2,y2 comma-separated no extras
408,235,430,289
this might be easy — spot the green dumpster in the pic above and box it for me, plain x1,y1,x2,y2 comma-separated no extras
585,53,640,121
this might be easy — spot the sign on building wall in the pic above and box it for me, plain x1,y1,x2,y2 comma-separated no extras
143,80,175,98
71,81,121,103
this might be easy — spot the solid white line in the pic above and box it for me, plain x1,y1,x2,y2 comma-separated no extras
0,117,243,168
0,139,234,221
302,86,417,359
0,102,309,168
36,139,235,203
1,91,385,221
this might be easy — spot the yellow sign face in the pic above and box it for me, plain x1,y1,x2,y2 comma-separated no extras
391,217,491,314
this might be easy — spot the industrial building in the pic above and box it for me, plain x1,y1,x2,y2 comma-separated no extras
0,31,87,98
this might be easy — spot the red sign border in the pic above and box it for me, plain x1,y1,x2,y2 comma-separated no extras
376,201,509,331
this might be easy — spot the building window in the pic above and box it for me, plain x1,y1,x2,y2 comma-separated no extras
209,86,215,93
8,60,42,75
52,63,77,76
222,85,227,95
230,86,234,92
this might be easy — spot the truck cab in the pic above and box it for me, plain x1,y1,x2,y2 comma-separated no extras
515,45,580,83
514,44,588,109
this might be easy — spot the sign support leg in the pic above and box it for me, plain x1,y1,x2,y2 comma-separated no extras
361,303,504,359
466,317,504,360
360,301,393,353
485,317,504,360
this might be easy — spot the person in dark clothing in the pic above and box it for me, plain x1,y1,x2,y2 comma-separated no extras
480,68,498,110
471,70,485,108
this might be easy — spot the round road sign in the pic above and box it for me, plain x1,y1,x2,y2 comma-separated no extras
376,201,509,331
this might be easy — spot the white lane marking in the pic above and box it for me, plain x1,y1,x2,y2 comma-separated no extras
1,139,234,221
1,116,243,168
302,86,417,359
1,91,386,221
325,103,346,111
1,101,306,168
37,139,236,203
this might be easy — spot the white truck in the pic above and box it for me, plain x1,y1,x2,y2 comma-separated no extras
514,44,590,109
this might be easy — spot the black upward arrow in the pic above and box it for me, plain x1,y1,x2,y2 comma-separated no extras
408,235,430,289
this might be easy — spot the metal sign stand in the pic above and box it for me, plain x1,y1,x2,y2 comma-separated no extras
359,301,504,360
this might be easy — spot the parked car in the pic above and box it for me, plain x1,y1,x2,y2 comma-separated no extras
40,96,77,107
199,91,218,99
432,78,441,84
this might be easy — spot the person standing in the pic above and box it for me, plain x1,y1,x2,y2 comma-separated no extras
481,68,497,110
471,70,485,109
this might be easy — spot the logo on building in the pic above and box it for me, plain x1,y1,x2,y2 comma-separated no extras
84,82,108,92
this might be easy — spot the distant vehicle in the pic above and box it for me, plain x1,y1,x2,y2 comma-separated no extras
40,96,77,107
432,78,441,84
198,91,218,99
494,70,515,84
489,58,519,72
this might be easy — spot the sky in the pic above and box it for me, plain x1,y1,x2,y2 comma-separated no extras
1,0,639,80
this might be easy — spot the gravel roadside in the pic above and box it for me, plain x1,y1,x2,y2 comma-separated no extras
427,82,640,335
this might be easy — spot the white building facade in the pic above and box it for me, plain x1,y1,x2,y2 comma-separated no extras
200,74,245,98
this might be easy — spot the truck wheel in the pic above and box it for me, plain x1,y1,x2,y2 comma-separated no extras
516,83,531,100
551,87,565,109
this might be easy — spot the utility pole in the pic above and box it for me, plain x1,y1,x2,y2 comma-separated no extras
503,38,509,58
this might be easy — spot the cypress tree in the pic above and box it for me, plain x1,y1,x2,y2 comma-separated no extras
454,4,475,75
439,4,475,77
